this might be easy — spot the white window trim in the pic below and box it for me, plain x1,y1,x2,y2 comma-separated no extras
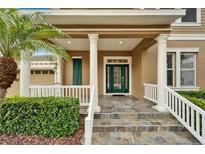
172,8,201,27
103,56,132,95
167,48,199,90
72,56,82,59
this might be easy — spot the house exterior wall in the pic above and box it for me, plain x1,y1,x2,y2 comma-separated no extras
7,73,54,96
137,40,205,99
131,48,143,99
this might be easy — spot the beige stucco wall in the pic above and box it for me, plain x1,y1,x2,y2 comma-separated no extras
131,49,143,99
7,73,54,96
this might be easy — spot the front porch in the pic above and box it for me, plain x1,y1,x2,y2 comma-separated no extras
17,9,205,144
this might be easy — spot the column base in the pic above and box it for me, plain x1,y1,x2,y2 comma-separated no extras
153,105,168,112
95,106,101,113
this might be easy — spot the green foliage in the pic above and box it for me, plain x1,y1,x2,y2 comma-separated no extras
0,97,80,138
0,9,70,60
178,90,205,111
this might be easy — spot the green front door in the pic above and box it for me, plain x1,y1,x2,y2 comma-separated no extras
106,64,129,93
73,58,82,85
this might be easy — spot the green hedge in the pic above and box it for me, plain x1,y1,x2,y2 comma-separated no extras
178,90,205,100
178,91,205,111
0,96,80,138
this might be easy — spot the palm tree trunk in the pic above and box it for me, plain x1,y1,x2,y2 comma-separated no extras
0,88,7,103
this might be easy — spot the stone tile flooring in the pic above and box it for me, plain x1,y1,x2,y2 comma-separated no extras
91,95,201,145
99,95,158,113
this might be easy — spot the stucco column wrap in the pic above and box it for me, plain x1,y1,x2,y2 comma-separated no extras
153,35,168,112
88,34,100,112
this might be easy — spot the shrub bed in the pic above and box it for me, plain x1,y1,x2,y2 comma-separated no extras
178,91,205,111
0,97,80,138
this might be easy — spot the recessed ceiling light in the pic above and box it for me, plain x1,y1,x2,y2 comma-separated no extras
67,41,72,44
119,41,123,44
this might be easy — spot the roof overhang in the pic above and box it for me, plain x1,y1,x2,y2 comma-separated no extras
20,9,186,26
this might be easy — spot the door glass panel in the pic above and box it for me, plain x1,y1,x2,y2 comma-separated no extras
106,66,110,90
113,66,122,89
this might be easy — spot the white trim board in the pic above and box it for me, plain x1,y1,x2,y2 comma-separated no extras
167,48,200,52
168,34,205,41
103,56,132,95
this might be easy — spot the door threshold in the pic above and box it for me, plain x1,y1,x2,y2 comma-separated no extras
112,94,125,96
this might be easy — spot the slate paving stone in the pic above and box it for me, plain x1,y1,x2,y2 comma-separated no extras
91,96,201,145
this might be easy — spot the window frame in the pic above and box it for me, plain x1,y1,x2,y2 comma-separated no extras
167,48,199,90
172,8,201,26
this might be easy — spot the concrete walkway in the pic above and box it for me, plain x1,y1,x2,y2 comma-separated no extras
91,96,201,145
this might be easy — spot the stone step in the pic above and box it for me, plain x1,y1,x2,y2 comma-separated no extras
94,112,174,120
93,125,186,132
92,131,201,145
93,117,181,125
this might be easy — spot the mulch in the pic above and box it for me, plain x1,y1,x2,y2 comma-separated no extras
0,127,84,145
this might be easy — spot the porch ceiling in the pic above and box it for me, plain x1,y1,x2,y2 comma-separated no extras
51,38,143,51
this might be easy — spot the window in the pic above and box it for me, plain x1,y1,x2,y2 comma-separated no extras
73,58,82,85
173,8,201,26
167,53,175,86
166,48,198,89
43,70,48,74
181,8,197,22
180,53,196,86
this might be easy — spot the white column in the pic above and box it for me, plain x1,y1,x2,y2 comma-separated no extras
20,50,31,97
88,34,100,112
153,35,168,112
56,57,63,85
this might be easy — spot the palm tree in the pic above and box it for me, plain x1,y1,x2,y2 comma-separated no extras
0,9,69,102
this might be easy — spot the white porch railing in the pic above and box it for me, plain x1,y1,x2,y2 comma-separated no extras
144,83,205,144
29,85,91,106
165,87,205,144
84,86,95,145
144,83,158,103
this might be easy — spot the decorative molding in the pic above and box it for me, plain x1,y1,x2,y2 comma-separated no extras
168,34,205,41
88,34,98,40
167,48,200,52
72,56,82,59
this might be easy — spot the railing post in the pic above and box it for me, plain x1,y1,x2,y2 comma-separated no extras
85,118,92,145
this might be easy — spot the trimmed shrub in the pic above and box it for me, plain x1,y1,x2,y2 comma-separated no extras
178,91,205,111
178,90,205,100
0,96,80,138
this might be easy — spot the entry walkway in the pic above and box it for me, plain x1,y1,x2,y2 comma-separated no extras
91,96,201,145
